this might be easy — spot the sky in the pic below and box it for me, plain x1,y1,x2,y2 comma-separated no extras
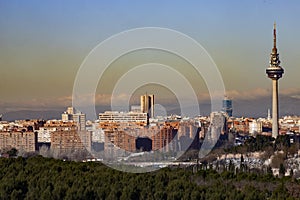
0,0,300,116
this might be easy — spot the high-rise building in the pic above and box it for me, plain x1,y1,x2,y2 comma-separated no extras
0,131,38,152
62,107,75,122
73,112,86,131
140,94,154,118
61,112,72,122
266,23,284,138
104,129,136,153
208,112,227,141
61,107,86,131
51,130,91,152
151,122,178,152
222,96,233,117
67,107,75,115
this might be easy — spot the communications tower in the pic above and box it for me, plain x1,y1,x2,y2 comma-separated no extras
266,23,284,138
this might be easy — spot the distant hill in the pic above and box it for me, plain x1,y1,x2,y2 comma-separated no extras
1,95,299,121
2,110,62,121
233,95,300,118
1,106,113,121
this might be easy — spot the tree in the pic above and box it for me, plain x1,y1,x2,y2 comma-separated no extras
229,159,235,172
290,168,294,178
271,182,289,199
7,148,18,157
279,163,286,177
267,166,273,176
261,146,274,160
240,154,245,172
275,135,290,151
0,155,299,199
271,152,285,168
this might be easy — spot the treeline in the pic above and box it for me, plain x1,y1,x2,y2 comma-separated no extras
0,156,300,199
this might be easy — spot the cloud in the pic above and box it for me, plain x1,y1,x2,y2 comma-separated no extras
281,88,300,96
225,88,270,100
0,87,299,113
72,93,134,107
223,87,300,100
193,88,270,102
291,95,300,99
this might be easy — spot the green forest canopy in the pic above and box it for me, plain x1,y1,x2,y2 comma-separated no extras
0,156,299,200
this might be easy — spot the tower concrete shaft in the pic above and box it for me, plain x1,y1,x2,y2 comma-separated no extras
272,79,279,138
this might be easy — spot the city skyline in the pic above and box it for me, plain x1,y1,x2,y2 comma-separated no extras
0,1,300,117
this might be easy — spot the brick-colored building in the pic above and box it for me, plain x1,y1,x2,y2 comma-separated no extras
232,118,250,133
44,120,77,130
51,130,91,152
151,124,178,152
0,131,37,152
104,129,136,153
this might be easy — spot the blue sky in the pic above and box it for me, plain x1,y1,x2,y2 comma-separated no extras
0,0,299,113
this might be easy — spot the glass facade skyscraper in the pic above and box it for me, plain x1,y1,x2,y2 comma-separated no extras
222,97,233,117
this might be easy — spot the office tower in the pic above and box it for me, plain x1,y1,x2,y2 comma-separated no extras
208,112,227,141
222,96,233,117
62,107,86,131
67,107,75,115
266,23,284,138
62,107,75,122
73,112,86,131
61,112,72,122
140,94,154,118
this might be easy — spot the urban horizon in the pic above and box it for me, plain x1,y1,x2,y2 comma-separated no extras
0,1,300,119
1,2,300,199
